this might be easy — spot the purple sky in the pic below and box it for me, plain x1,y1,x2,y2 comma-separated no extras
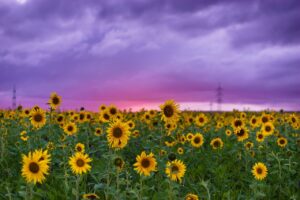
0,0,300,111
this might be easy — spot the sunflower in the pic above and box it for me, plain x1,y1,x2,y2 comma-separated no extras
185,193,199,200
107,120,130,149
277,137,287,148
75,143,85,153
20,130,28,141
94,128,102,136
133,151,157,176
21,150,50,184
234,126,249,142
260,113,270,124
210,138,224,150
78,111,86,123
232,118,244,129
22,108,31,117
195,113,208,127
63,122,78,136
132,130,140,138
34,149,51,165
165,159,186,182
177,147,184,154
225,129,232,136
191,133,204,148
256,131,265,142
244,142,254,150
56,114,64,124
250,116,260,128
127,120,135,130
114,157,125,170
99,111,111,123
252,162,268,180
83,193,99,199
261,122,274,136
30,108,46,129
69,152,92,175
98,104,107,112
48,92,62,109
160,100,180,123
108,105,118,118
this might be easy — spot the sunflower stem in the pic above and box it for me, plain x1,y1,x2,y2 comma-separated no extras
75,175,81,200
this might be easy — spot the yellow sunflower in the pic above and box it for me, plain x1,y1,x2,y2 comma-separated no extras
195,113,208,127
234,126,249,142
244,142,254,150
261,122,274,136
63,122,78,136
210,137,224,150
165,159,186,183
107,120,130,149
69,152,92,175
48,92,62,109
177,147,184,154
160,100,180,123
99,111,111,123
20,131,28,141
191,133,204,148
256,131,265,142
277,137,287,148
185,193,199,200
133,151,157,176
21,150,50,184
94,128,102,136
83,193,99,199
225,129,232,136
252,162,268,180
75,143,85,153
30,108,46,129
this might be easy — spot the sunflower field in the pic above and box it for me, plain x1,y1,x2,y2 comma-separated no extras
0,93,299,200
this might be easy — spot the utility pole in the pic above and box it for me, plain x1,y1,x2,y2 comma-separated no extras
216,83,223,112
12,85,16,110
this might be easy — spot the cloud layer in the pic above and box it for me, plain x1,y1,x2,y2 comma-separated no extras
1,0,300,110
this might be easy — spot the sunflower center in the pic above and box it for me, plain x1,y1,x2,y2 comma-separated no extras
258,134,263,139
265,126,271,132
199,117,204,123
234,120,242,127
110,108,117,115
104,113,110,120
262,117,268,123
113,127,123,138
34,114,43,122
163,105,174,118
76,159,85,167
279,139,285,144
252,119,256,124
214,141,220,147
29,162,40,173
52,97,60,105
57,116,63,122
171,165,179,173
77,146,82,151
141,158,150,168
256,168,262,174
237,129,245,136
194,137,200,144
79,114,84,120
68,126,74,132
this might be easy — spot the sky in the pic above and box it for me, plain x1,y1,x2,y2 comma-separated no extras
0,0,300,111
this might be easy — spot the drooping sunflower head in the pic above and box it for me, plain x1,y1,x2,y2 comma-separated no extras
75,143,85,153
277,137,287,148
30,108,46,129
114,157,125,170
210,137,224,150
107,120,130,149
165,159,186,183
191,133,204,148
48,92,62,109
133,151,157,176
160,100,180,123
69,152,92,175
252,162,268,181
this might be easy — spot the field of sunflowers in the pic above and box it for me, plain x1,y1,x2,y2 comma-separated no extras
0,93,299,200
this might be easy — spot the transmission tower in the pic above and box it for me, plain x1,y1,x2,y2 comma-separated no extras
216,83,223,111
12,85,16,110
